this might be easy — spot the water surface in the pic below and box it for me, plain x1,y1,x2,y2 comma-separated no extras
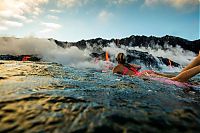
0,61,200,133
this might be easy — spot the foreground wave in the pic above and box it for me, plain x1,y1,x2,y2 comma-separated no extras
0,61,200,133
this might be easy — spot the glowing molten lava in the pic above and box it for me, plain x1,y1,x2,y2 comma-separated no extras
105,51,109,61
102,51,113,72
22,56,31,61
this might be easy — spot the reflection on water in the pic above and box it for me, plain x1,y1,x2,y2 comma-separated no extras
0,61,200,132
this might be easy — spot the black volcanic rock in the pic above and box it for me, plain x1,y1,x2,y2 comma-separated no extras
0,55,41,61
119,35,199,53
90,50,180,69
0,35,198,68
127,50,180,68
126,50,160,68
48,38,68,48
69,38,113,50
53,35,199,54
158,57,180,67
51,35,196,68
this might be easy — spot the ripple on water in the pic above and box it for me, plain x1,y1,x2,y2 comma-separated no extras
0,62,200,132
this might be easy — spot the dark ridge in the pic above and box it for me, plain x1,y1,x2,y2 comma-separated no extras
50,35,199,54
1,35,198,68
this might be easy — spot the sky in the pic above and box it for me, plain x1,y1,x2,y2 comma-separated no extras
0,0,199,41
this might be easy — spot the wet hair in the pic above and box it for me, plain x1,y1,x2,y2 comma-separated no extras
116,53,138,71
116,53,126,64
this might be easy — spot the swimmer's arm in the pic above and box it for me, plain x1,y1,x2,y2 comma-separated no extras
154,72,175,78
113,65,124,74
112,66,119,73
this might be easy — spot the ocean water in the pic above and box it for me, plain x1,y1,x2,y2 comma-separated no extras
0,61,200,132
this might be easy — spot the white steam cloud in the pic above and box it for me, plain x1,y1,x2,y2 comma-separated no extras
0,37,93,68
103,42,126,58
0,37,197,70
102,42,197,66
128,44,197,66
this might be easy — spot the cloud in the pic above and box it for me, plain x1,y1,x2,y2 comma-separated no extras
0,0,48,17
41,22,62,29
144,0,159,6
0,19,24,31
49,9,62,13
98,10,113,22
166,0,199,8
57,0,89,8
39,22,62,34
47,15,59,20
1,20,23,28
0,26,8,31
144,0,199,9
39,29,52,34
108,0,137,5
55,0,137,8
0,0,48,29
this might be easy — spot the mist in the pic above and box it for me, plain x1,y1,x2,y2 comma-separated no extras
103,42,127,61
0,37,93,67
126,44,197,66
0,37,197,70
